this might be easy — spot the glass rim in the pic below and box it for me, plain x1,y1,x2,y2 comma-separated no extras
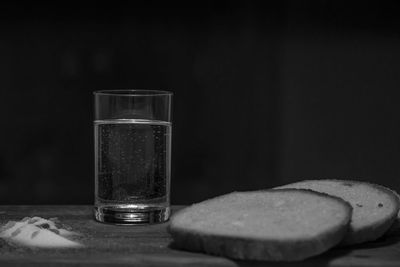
93,89,173,96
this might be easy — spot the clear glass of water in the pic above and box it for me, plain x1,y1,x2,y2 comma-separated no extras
93,90,172,224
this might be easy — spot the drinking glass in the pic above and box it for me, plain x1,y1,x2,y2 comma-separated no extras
93,90,172,224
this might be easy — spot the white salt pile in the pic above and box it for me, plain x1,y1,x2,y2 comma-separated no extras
0,217,83,248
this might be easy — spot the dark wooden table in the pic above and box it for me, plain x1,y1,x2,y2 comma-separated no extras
0,206,399,266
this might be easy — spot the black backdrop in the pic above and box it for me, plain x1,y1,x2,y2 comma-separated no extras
1,2,400,204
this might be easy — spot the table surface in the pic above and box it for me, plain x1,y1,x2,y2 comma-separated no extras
0,205,400,267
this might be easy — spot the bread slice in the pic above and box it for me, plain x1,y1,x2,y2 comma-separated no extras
276,179,400,245
169,189,352,261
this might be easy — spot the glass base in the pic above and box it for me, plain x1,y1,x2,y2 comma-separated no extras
94,205,170,225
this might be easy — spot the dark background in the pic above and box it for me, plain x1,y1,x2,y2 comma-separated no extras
1,2,400,205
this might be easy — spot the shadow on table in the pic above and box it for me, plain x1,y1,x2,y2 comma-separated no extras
236,234,400,267
347,231,400,250
234,247,351,267
169,241,351,267
169,233,400,267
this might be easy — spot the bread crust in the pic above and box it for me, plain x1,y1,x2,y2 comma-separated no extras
276,179,400,245
169,189,352,261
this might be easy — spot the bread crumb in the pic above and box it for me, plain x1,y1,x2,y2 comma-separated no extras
31,231,39,239
11,228,21,237
342,182,353,187
39,223,50,229
0,217,83,248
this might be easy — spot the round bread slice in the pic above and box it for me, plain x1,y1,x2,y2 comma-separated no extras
169,189,352,261
276,179,400,245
